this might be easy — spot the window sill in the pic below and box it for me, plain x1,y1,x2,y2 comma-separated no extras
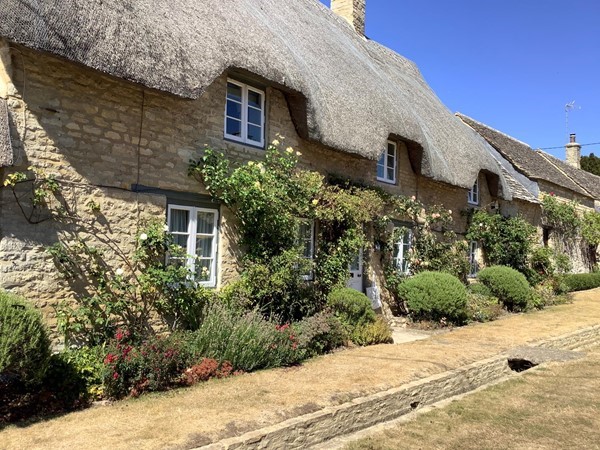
377,177,397,185
224,136,265,151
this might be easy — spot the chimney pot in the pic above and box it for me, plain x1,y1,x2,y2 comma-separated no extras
565,133,581,169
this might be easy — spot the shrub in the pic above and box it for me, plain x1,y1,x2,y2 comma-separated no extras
326,288,376,330
468,282,494,298
182,358,234,386
0,291,51,384
466,293,503,323
294,310,347,358
188,303,302,372
397,271,468,324
350,317,394,346
561,273,600,292
477,266,531,311
529,281,571,310
102,330,191,399
43,346,106,405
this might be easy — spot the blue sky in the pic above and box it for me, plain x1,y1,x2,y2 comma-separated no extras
320,0,600,159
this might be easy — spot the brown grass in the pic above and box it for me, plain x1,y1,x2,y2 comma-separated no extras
1,289,599,450
345,344,600,450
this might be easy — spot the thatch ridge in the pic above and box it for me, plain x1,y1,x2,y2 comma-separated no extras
0,98,12,167
456,113,590,198
0,0,509,195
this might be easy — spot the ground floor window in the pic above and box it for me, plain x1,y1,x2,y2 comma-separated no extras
469,241,479,277
297,219,315,280
167,204,219,287
393,229,412,274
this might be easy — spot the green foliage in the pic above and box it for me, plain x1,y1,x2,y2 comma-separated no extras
293,310,347,358
397,271,468,324
561,273,600,292
327,288,376,330
529,281,571,310
581,153,600,177
467,210,536,274
541,194,580,240
465,292,503,323
0,291,51,384
468,282,494,298
42,346,106,407
581,211,600,247
187,303,302,372
222,250,321,322
477,266,531,311
529,246,572,281
53,221,211,345
350,317,394,346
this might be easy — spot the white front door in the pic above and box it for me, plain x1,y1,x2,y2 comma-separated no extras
346,248,363,292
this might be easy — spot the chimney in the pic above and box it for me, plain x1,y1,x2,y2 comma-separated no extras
331,0,366,35
565,133,581,169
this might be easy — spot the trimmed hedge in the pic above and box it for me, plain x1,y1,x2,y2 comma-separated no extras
561,273,600,292
477,266,531,311
326,288,376,329
397,271,468,324
0,291,51,384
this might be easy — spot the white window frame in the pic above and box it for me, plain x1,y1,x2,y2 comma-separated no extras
469,241,479,277
224,79,265,147
297,219,315,281
468,178,479,205
167,204,219,287
392,228,412,275
377,141,397,184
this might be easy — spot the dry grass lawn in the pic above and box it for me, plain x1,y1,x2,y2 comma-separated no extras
1,289,599,450
345,344,600,450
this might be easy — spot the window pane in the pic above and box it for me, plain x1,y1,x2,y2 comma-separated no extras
169,209,189,233
227,83,242,102
197,211,215,234
247,107,262,126
387,153,395,168
387,167,394,180
196,259,213,281
172,234,188,249
387,143,396,154
196,237,213,258
248,90,262,108
226,117,242,137
226,100,242,119
247,124,262,143
377,154,385,179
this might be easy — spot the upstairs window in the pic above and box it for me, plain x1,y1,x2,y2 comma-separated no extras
468,241,479,277
392,228,412,274
296,220,315,280
468,178,479,205
167,205,219,287
225,79,265,147
377,141,397,184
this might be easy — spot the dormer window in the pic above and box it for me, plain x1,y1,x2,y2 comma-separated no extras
225,79,265,147
377,141,397,184
468,178,479,205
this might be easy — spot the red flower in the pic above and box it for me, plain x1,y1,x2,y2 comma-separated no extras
104,353,117,364
113,372,119,380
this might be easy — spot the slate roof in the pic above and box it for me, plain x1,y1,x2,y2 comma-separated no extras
456,113,591,198
537,151,600,201
0,0,509,196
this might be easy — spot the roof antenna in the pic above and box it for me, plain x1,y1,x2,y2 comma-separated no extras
565,101,580,138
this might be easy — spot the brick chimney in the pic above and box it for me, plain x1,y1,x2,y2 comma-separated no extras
331,0,366,35
565,133,581,169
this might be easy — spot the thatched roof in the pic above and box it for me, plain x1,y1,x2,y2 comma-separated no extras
0,98,12,167
537,151,600,201
456,113,590,198
0,0,509,195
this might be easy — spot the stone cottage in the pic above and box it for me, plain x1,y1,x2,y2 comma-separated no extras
457,113,600,272
0,0,517,326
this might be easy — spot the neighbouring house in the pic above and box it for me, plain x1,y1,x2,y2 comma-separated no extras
1,0,519,330
457,113,599,272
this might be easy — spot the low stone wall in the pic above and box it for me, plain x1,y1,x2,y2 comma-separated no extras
200,325,600,450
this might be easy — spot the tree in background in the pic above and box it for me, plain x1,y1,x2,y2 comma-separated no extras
581,153,600,177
